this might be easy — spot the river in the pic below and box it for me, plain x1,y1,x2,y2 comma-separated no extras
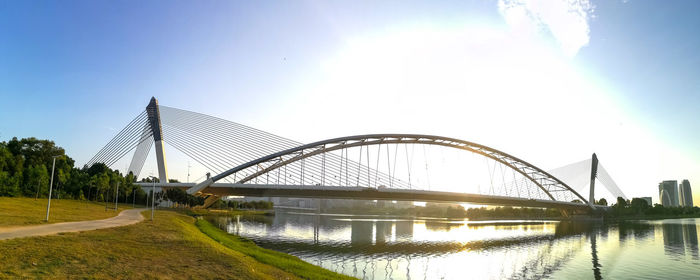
208,212,700,279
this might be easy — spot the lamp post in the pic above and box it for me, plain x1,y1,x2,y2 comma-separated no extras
149,176,156,221
45,155,60,222
114,181,119,211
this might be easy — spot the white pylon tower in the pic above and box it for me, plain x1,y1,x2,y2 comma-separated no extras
588,153,598,208
146,97,168,183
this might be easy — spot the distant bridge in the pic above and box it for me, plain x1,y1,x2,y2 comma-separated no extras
95,97,623,211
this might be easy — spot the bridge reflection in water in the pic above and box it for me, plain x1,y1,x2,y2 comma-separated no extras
211,213,700,280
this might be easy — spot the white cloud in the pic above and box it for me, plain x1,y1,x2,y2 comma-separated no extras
498,0,594,57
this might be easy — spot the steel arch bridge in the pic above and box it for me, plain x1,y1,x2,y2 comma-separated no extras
91,98,616,211
179,134,592,210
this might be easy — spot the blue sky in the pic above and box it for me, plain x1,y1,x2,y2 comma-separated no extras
1,0,699,202
578,1,700,144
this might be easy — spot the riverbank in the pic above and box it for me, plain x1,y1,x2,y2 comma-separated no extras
0,209,307,279
186,208,274,217
196,218,355,280
0,197,132,226
0,197,354,279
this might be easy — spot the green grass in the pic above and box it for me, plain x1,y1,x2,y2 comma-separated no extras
196,219,356,280
0,198,355,279
0,210,300,279
0,197,133,227
185,208,272,217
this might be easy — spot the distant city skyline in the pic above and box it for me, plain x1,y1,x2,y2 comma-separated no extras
680,180,693,207
659,180,678,207
659,179,693,207
1,0,699,205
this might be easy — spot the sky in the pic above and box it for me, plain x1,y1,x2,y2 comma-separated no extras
1,0,699,204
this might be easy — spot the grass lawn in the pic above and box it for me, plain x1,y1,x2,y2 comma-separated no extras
0,210,304,279
186,208,272,216
0,197,134,227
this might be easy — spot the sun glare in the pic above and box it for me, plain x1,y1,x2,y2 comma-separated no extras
277,21,667,202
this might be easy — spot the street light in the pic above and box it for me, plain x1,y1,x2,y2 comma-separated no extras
148,175,156,221
113,181,119,211
45,155,61,222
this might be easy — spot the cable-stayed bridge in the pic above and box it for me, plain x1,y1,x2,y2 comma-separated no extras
88,97,624,211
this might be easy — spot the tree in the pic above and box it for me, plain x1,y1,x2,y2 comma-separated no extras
164,188,188,205
121,172,137,203
164,187,205,208
92,173,110,201
616,197,628,208
65,168,89,199
86,162,109,177
140,177,159,183
227,200,239,209
240,200,273,209
596,198,608,206
0,137,150,202
7,137,67,168
0,144,21,196
630,198,650,214
134,188,147,205
210,199,226,209
25,164,49,198
187,195,204,207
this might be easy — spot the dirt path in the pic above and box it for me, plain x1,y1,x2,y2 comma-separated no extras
0,208,145,240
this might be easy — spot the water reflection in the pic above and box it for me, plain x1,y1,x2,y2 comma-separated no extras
660,221,699,260
211,214,700,280
684,224,699,259
425,220,463,231
395,221,413,240
591,233,602,280
351,221,373,245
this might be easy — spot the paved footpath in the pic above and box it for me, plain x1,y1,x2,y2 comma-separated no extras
0,208,145,240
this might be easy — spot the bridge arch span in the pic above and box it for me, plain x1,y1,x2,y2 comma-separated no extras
188,134,588,205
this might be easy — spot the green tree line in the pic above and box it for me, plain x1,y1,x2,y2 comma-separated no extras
608,197,700,217
0,137,149,204
164,188,205,208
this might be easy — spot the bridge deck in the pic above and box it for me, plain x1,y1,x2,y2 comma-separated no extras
137,183,600,211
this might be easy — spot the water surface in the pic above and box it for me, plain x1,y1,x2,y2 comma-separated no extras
210,212,700,279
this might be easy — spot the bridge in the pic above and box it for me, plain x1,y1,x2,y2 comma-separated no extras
90,97,626,211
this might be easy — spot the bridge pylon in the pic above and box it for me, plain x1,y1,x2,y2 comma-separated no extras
146,97,168,183
588,153,598,208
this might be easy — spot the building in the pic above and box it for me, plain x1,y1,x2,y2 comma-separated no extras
679,180,693,207
659,180,679,207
